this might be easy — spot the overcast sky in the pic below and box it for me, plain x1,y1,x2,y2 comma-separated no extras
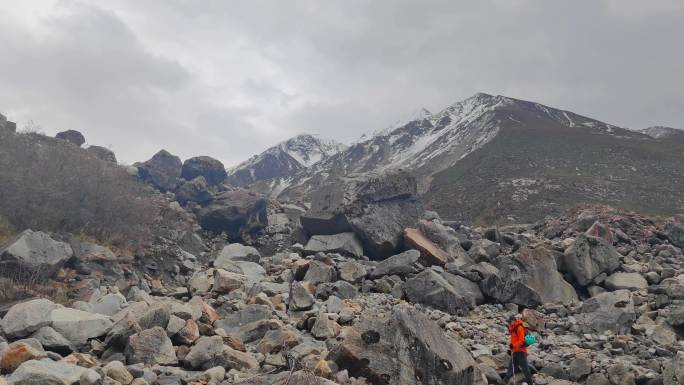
1,0,682,166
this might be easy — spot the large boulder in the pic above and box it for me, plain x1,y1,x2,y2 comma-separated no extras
300,171,422,260
563,234,621,286
215,243,261,264
0,339,48,373
330,304,480,385
0,230,73,278
482,246,577,306
125,326,177,365
604,272,648,291
135,149,182,192
55,130,85,146
49,307,113,346
403,269,483,314
86,145,117,163
405,227,452,267
664,351,684,385
303,233,364,258
417,220,471,266
181,156,227,186
369,249,422,278
7,359,87,385
30,326,75,354
69,240,123,278
0,299,61,339
665,218,684,248
175,176,213,205
198,189,267,237
576,289,635,334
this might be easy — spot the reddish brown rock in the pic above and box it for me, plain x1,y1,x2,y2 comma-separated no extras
0,342,47,373
586,221,615,244
176,319,200,345
404,228,450,266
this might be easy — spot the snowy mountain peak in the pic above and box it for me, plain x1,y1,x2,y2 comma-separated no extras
638,126,684,139
226,133,347,186
276,134,347,167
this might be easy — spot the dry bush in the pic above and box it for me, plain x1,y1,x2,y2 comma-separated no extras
0,266,64,304
0,131,159,249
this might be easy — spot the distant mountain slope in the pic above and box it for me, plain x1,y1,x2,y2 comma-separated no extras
425,110,684,224
226,134,346,186
638,126,684,140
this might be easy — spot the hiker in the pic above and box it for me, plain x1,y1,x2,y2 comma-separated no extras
502,314,535,385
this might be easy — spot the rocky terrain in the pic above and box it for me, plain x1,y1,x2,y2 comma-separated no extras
1,103,683,385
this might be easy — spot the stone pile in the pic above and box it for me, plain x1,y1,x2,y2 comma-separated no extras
0,205,683,385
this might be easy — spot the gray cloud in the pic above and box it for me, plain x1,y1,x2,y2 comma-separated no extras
0,0,682,166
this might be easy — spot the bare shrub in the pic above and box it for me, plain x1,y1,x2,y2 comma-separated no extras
0,266,62,303
0,130,160,249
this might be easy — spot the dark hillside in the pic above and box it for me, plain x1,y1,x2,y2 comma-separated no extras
426,109,684,224
0,130,162,248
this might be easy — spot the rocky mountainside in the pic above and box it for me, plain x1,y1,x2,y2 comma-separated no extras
270,93,684,224
226,134,346,187
638,126,684,140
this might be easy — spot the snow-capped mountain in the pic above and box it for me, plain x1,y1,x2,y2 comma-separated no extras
276,92,635,199
226,134,347,186
229,93,683,224
638,126,684,140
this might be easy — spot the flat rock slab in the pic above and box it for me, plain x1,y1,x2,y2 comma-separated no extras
304,233,364,258
8,359,87,385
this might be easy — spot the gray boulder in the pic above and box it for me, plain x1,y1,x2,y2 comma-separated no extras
418,220,471,266
8,359,87,385
330,304,479,385
403,269,483,314
135,149,182,192
215,243,261,264
125,326,177,365
86,145,117,163
303,260,337,285
304,233,364,258
338,261,368,283
483,246,577,306
214,305,271,331
0,298,60,338
576,289,635,334
300,171,422,259
604,272,648,291
183,335,224,369
213,260,265,288
665,218,684,248
289,281,315,311
50,307,113,346
69,240,123,278
664,351,684,385
88,291,128,316
563,234,621,286
0,230,73,278
369,249,421,278
175,176,213,205
197,189,268,237
181,156,227,186
55,130,85,146
30,326,75,354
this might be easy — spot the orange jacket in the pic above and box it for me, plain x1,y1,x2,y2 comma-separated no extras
508,320,527,353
